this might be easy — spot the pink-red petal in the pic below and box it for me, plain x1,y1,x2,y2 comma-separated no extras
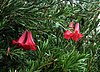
64,30,72,40
69,22,74,28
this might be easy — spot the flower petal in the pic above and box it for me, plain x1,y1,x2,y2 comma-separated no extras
64,30,72,40
22,31,36,50
69,22,74,28
71,31,83,42
12,31,27,46
17,31,27,44
75,23,80,33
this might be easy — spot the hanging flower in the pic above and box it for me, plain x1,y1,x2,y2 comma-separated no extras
64,22,83,42
12,30,27,47
71,23,83,42
64,30,72,40
22,31,37,50
12,30,37,50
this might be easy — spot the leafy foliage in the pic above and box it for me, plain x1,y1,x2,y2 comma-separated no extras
59,49,88,72
0,0,100,72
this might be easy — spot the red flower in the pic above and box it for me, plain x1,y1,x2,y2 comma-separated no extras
64,30,72,40
12,31,27,47
12,30,36,50
64,22,83,42
22,31,37,50
69,22,74,28
71,23,83,42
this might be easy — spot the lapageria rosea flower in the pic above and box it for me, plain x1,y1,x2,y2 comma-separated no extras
12,30,37,50
22,31,36,50
71,23,83,42
64,22,83,42
64,22,74,40
12,30,27,47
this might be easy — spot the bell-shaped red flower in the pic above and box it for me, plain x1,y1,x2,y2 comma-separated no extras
12,31,27,47
64,30,72,40
71,23,83,42
12,30,37,50
69,22,74,28
22,31,36,50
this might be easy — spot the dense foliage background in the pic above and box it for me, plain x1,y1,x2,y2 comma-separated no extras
0,0,100,72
